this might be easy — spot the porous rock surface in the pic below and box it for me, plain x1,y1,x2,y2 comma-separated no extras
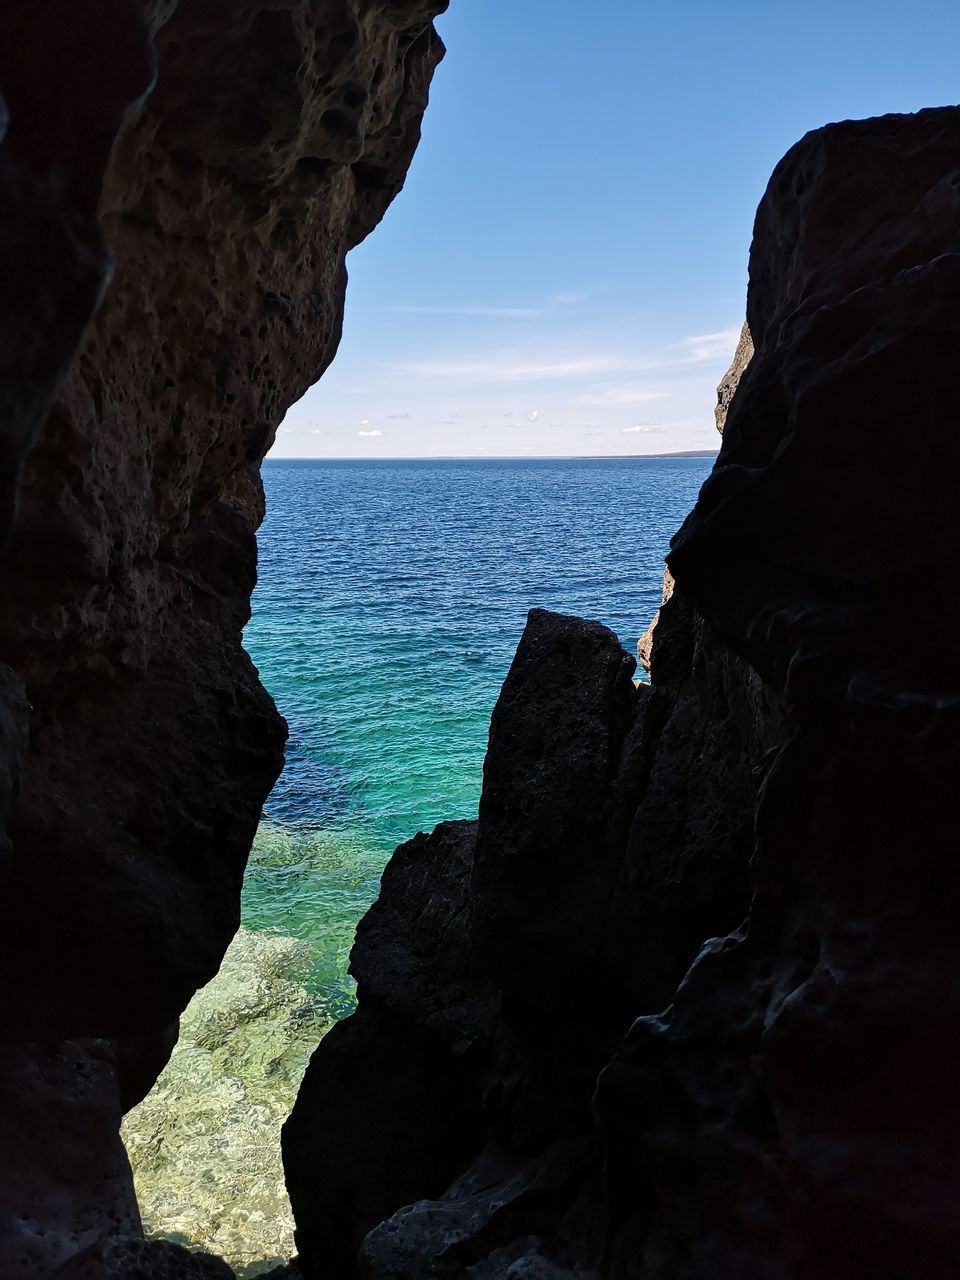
284,108,960,1278
713,318,753,435
0,0,447,1273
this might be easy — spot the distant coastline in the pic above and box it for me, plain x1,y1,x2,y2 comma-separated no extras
580,449,718,460
266,450,720,463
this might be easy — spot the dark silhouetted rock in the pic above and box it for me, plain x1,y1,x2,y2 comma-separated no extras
55,1237,236,1279
0,0,448,1273
285,606,779,1276
609,104,960,1280
0,1040,141,1280
471,610,639,1020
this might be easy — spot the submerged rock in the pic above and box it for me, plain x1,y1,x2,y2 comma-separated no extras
122,929,332,1278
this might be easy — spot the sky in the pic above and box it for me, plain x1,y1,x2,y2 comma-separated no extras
272,0,960,459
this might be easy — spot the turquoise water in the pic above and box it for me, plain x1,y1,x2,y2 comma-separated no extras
241,456,713,1014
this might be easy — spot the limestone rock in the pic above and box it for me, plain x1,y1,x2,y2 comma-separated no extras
639,320,750,677
621,103,960,1279
0,0,155,541
285,824,489,1278
471,609,639,1019
285,607,779,1277
55,1237,236,1279
635,566,673,674
0,0,448,1273
713,319,753,434
0,1040,141,1280
0,0,449,1045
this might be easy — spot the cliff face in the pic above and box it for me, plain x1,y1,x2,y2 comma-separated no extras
0,2,447,1274
284,107,960,1278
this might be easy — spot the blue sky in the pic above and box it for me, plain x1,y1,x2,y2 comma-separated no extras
273,0,960,458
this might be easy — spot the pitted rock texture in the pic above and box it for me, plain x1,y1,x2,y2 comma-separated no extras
713,319,753,434
634,565,672,674
55,1238,236,1280
0,1040,142,1280
0,0,449,1042
0,0,447,1273
285,108,960,1279
0,1,155,540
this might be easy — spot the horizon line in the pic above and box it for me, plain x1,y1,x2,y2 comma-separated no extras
264,449,720,462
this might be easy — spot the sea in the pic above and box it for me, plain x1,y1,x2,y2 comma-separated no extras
241,455,714,1013
123,454,714,1272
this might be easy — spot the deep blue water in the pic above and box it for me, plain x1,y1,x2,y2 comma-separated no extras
241,456,712,1013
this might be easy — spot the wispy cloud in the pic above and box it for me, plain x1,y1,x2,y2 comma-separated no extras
358,429,383,438
383,326,742,389
361,304,543,319
388,413,411,420
545,290,589,307
579,383,672,407
385,354,626,383
621,424,663,434
676,329,742,362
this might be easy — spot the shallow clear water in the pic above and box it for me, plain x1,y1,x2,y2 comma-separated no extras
241,456,713,1008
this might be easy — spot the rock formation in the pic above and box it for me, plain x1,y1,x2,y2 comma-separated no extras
713,318,753,434
5,3,959,1273
638,320,749,676
284,107,960,1278
0,1,448,1274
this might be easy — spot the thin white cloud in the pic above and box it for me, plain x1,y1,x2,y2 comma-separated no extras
622,425,660,433
579,384,672,407
360,304,543,318
527,409,540,422
544,290,589,307
386,355,626,383
359,418,370,425
388,413,411,420
358,429,383,438
676,329,742,362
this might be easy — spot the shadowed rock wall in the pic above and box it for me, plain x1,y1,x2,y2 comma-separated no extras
0,2,447,1274
284,107,960,1278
